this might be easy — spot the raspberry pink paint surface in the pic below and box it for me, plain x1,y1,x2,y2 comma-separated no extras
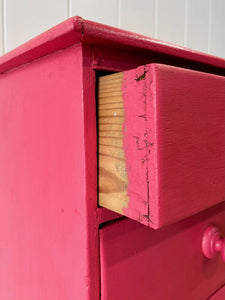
121,63,225,229
122,66,158,226
0,15,224,300
0,43,99,299
100,203,225,300
0,17,224,74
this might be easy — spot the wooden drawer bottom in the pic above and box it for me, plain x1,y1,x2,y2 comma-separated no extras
100,203,225,300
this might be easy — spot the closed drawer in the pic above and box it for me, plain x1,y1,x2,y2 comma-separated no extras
208,285,225,300
100,203,225,300
98,64,225,228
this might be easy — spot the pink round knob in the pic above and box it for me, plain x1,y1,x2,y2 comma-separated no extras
202,226,225,262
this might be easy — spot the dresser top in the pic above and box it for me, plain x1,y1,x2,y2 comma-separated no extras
0,16,224,73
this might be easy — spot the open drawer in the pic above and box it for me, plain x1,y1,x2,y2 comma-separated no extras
98,64,225,229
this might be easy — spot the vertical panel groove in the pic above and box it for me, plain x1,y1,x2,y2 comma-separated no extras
184,0,188,47
2,0,6,54
208,0,212,53
68,0,71,18
154,0,158,38
117,0,121,28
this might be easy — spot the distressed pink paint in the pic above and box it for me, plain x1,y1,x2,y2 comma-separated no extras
121,63,225,229
122,66,158,226
0,16,224,299
100,203,225,300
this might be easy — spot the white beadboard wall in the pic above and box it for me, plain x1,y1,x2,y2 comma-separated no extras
0,0,224,58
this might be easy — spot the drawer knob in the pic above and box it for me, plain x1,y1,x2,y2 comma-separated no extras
202,226,225,262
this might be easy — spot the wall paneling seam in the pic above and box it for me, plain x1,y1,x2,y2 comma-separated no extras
184,0,188,47
2,0,6,53
68,0,71,18
154,0,158,39
208,0,212,54
117,0,121,28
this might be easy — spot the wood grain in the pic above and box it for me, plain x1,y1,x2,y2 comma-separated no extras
98,64,225,229
98,72,129,214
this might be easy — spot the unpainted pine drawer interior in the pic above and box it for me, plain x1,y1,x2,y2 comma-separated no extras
98,72,128,214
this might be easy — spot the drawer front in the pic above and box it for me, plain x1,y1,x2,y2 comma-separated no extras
100,203,225,300
98,64,225,228
208,285,225,300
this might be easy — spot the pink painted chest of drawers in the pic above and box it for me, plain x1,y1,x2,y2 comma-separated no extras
0,17,224,300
